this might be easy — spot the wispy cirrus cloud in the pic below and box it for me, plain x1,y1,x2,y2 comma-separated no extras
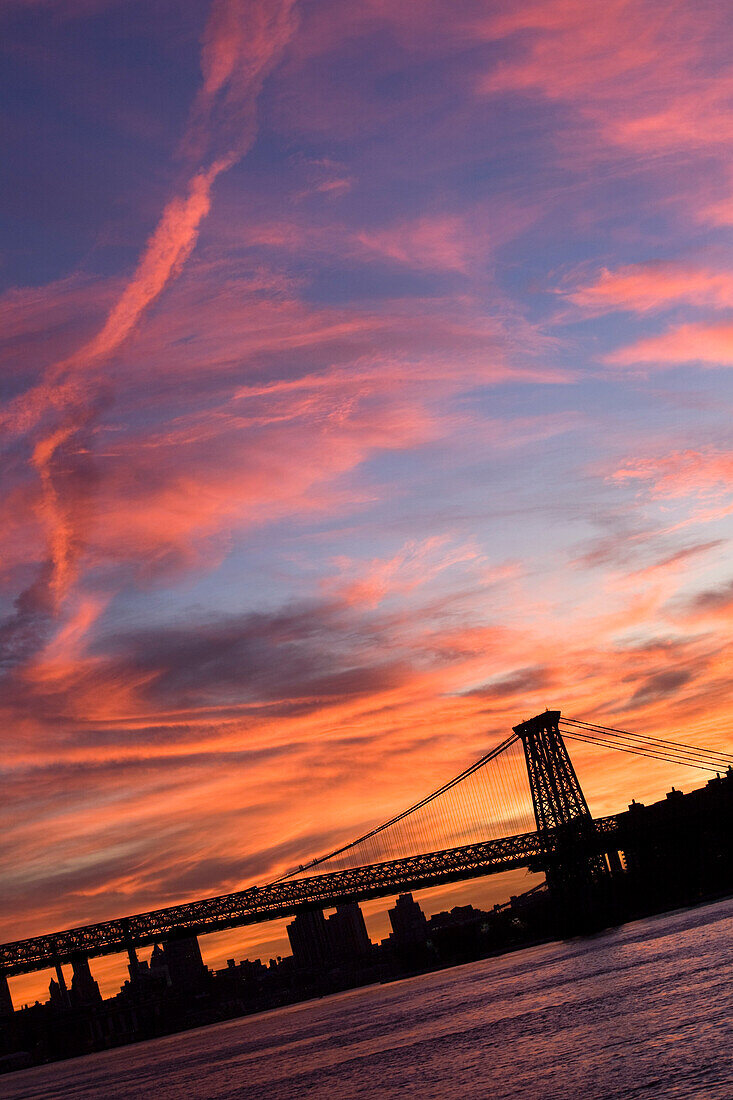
357,215,481,274
2,0,298,614
477,0,733,158
565,263,733,315
607,322,733,367
611,449,733,501
682,578,733,620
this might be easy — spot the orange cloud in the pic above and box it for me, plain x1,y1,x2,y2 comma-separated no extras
681,578,733,623
4,530,733,1002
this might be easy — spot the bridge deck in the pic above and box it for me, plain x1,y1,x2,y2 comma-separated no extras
1,817,621,976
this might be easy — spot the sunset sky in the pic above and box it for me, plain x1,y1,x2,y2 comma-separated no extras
3,0,733,1003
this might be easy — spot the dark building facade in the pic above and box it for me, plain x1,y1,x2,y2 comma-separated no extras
162,934,209,992
287,909,332,970
327,902,372,962
0,975,13,1019
70,957,102,1007
388,893,429,947
287,902,373,970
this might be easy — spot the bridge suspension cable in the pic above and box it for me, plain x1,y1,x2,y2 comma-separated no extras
560,717,733,774
272,732,536,882
274,714,733,885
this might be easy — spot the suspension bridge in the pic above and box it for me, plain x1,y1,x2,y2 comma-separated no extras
2,710,733,990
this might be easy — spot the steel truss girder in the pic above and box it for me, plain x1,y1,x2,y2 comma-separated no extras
0,820,621,977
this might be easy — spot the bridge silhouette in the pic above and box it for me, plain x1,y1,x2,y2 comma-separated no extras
2,710,732,995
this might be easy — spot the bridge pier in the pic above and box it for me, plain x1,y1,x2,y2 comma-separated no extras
515,710,614,933
545,856,618,935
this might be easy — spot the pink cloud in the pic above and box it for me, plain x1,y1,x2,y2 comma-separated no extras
73,165,226,370
0,241,564,610
2,0,299,610
607,322,733,367
480,0,662,98
567,263,733,314
328,536,484,608
357,215,477,274
477,0,733,159
0,276,115,383
83,395,439,580
702,193,733,227
183,0,298,163
611,449,733,501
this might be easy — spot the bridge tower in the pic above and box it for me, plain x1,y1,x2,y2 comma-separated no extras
513,710,609,915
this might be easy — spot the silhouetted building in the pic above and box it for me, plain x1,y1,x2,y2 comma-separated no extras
70,956,102,1007
327,902,372,962
429,904,486,930
0,974,13,1017
149,943,171,986
128,955,146,982
388,894,429,947
163,934,209,992
427,904,490,962
287,909,331,970
48,978,67,1008
615,771,733,909
213,957,269,1006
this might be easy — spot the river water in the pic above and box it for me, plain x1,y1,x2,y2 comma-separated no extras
5,898,733,1100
